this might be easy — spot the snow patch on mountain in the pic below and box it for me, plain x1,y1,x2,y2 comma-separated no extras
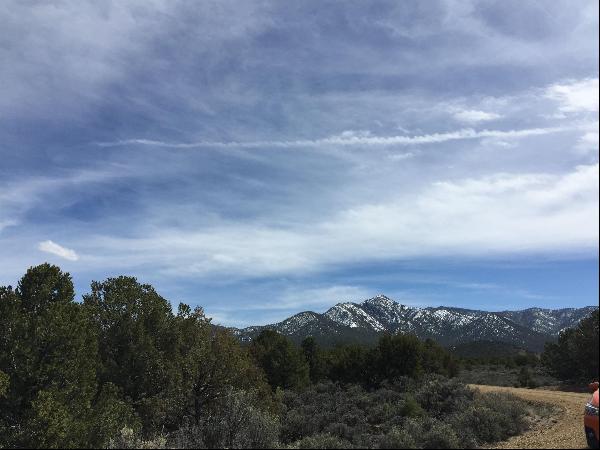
325,302,386,331
231,295,597,351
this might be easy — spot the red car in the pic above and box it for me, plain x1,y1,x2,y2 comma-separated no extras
585,382,599,449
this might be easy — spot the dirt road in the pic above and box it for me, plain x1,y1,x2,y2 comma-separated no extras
470,384,590,449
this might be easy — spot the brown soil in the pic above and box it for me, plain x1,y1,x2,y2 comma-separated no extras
470,384,591,449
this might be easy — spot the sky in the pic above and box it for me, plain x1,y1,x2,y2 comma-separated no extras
0,0,598,327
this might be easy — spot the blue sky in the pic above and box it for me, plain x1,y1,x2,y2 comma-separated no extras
0,0,598,327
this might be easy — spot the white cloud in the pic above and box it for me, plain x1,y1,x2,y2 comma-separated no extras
211,283,370,310
0,220,16,234
38,240,79,261
577,127,599,157
0,1,272,119
0,167,128,231
206,285,373,326
78,164,598,278
97,125,568,149
336,130,373,139
479,138,516,148
453,109,501,123
275,285,372,311
388,152,415,161
546,78,599,113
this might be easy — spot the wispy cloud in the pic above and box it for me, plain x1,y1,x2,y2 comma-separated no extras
96,125,569,150
0,167,130,232
577,131,599,155
206,285,374,326
262,285,372,311
38,240,79,261
0,220,17,233
71,163,598,279
453,109,501,123
1,1,597,320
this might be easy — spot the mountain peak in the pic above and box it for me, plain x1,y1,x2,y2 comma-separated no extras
325,301,386,330
362,294,397,308
231,297,597,352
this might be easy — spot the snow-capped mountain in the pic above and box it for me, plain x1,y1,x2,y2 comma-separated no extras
230,295,597,351
497,306,598,335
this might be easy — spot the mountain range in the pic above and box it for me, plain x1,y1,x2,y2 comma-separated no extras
230,295,598,352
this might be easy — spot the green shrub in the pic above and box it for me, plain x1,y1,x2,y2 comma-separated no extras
168,423,206,449
477,392,527,437
418,419,461,449
415,376,474,418
0,370,8,398
279,378,533,449
518,367,533,388
294,433,353,449
400,395,425,418
449,392,528,446
107,428,167,449
198,389,280,449
378,426,417,449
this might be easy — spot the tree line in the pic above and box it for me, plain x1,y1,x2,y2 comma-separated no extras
1,263,596,448
249,328,459,391
0,264,460,448
0,264,275,447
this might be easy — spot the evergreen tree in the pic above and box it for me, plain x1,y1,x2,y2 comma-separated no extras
174,315,272,424
82,276,181,431
0,265,104,448
421,338,459,378
250,330,310,390
301,337,328,383
372,333,423,383
83,277,274,433
328,343,371,385
542,310,599,382
1,266,277,447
